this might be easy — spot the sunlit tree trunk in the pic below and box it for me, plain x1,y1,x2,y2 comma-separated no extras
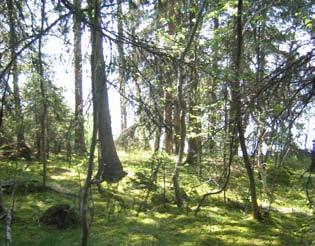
89,0,126,183
73,0,86,155
231,0,261,220
7,0,25,145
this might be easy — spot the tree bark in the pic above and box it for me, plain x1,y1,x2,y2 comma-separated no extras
89,0,126,183
231,0,261,221
73,0,86,155
163,0,176,154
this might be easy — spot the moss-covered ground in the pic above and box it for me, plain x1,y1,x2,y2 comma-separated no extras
0,151,314,245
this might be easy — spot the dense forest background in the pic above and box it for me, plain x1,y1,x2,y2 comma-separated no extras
0,0,314,245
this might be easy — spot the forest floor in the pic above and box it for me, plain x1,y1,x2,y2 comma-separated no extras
0,151,314,246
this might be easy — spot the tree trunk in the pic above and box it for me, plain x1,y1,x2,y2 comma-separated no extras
164,91,173,154
0,183,5,215
232,0,261,221
0,80,9,132
80,79,97,246
116,0,127,132
154,126,161,152
163,0,176,155
185,88,201,165
185,45,201,167
89,0,126,183
174,99,180,154
73,0,86,155
38,0,48,187
172,65,186,208
7,0,25,145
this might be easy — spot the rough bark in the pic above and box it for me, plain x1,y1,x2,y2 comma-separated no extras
7,0,25,145
163,0,176,154
89,0,126,183
231,0,261,221
73,0,86,155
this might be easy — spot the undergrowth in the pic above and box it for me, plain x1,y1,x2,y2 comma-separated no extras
0,150,314,245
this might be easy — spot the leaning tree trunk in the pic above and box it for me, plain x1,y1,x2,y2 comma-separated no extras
231,0,261,221
89,0,126,183
73,0,86,155
7,0,25,145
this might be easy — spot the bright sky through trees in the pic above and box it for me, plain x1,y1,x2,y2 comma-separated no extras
42,28,315,150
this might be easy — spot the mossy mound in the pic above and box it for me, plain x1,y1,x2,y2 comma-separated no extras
40,204,79,229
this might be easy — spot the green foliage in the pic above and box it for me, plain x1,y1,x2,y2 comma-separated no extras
22,74,72,154
266,166,291,187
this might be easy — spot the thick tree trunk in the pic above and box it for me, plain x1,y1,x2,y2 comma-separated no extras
232,0,261,221
116,0,127,132
73,0,86,155
7,0,25,145
163,0,176,155
89,0,126,183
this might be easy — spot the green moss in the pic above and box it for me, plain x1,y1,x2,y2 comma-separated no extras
0,153,313,245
